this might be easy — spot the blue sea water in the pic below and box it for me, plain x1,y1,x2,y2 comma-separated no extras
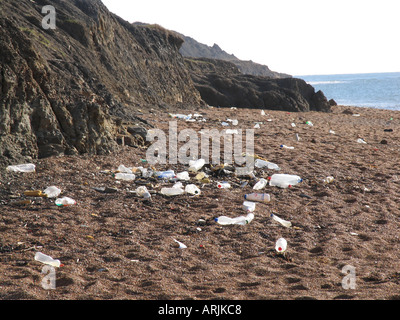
298,72,400,111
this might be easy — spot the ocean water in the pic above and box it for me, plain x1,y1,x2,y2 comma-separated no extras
298,72,400,111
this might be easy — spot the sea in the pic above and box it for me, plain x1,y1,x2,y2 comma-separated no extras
298,72,400,111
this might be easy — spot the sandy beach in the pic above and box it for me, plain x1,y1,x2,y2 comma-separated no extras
1,104,400,301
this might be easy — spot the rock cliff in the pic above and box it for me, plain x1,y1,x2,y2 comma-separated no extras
0,0,201,164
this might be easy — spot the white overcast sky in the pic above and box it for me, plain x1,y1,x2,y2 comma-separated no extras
101,0,400,76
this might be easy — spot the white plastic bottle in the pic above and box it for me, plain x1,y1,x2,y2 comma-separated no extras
185,184,201,195
280,145,294,150
269,174,302,188
6,163,36,173
254,159,280,171
244,193,271,203
253,178,268,190
160,186,184,196
215,212,254,225
115,173,136,181
176,171,190,181
55,197,76,207
189,159,205,172
34,252,62,267
275,238,287,253
217,182,231,189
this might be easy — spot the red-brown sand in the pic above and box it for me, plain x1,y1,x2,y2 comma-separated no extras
1,105,400,300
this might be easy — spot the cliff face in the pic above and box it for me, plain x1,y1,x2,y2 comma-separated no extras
179,34,291,79
185,58,331,113
0,0,201,163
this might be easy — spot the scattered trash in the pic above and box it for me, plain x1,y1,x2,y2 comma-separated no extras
295,134,300,142
280,145,294,150
185,184,201,196
160,183,184,196
225,129,239,134
323,176,334,184
156,170,176,179
24,190,46,197
254,159,280,170
217,181,231,189
244,193,271,203
275,238,287,253
291,123,296,127
254,123,261,129
356,138,367,144
173,239,187,249
215,212,254,225
306,121,313,126
115,172,136,181
261,110,266,116
242,201,256,213
329,130,336,134
43,186,62,198
55,197,76,207
6,163,36,173
34,252,63,267
269,174,302,189
136,186,151,199
253,178,268,190
93,186,118,194
271,213,292,228
117,164,134,173
226,119,238,126
176,171,190,181
189,159,205,172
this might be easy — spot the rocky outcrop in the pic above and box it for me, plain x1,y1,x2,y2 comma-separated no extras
185,58,331,112
0,0,201,164
179,34,291,79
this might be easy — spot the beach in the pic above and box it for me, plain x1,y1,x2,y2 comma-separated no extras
1,104,400,301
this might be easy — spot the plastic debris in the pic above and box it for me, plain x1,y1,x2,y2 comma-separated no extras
34,252,62,267
43,186,62,198
253,178,268,190
188,159,205,172
280,145,294,150
323,176,334,184
306,121,313,126
215,212,254,225
357,138,367,144
6,163,36,173
176,171,190,181
55,197,76,207
244,193,271,203
254,159,280,170
173,239,187,249
271,213,292,228
115,173,136,181
275,238,287,253
269,174,302,189
156,170,176,179
24,190,46,197
217,181,231,189
185,184,201,196
136,186,151,199
242,201,256,213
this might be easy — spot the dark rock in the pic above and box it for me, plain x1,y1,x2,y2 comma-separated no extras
329,99,337,106
185,58,331,112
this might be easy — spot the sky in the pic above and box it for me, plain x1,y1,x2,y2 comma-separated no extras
101,0,400,76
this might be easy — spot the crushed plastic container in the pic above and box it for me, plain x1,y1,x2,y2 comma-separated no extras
6,163,36,173
215,212,254,225
55,197,76,207
185,184,201,195
117,164,133,173
156,170,176,179
271,213,292,228
115,173,136,181
189,159,205,172
173,239,187,249
136,186,151,199
243,201,256,212
244,193,270,203
160,183,184,196
254,159,280,170
253,178,268,190
176,171,190,181
269,174,302,189
43,186,61,198
34,252,62,267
